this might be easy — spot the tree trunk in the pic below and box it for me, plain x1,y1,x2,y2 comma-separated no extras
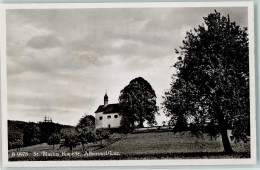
139,120,144,128
81,143,85,151
217,108,233,154
131,122,135,129
220,126,233,154
53,144,55,150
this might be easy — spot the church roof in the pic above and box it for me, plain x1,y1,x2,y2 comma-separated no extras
95,103,120,114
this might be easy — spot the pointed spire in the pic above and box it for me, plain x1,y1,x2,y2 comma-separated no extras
104,88,108,107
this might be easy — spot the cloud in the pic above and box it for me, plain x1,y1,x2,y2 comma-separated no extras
8,92,94,110
27,34,61,49
6,7,248,126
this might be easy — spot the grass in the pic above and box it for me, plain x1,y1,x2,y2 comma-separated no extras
8,131,250,161
98,132,250,154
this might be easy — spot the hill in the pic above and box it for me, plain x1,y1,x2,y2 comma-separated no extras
8,120,74,148
8,131,250,161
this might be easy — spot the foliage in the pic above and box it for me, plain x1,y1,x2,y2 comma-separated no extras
8,120,73,149
47,133,61,149
38,122,61,143
120,115,134,137
60,127,76,138
173,113,188,133
96,129,111,145
189,123,203,138
23,123,41,146
162,11,249,153
8,120,27,149
63,131,79,152
96,129,111,140
119,77,159,128
75,115,96,151
9,139,23,151
8,131,23,150
205,120,220,140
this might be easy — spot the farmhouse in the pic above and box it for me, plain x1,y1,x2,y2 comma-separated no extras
95,93,121,129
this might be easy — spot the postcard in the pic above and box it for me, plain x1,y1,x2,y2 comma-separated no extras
1,2,256,167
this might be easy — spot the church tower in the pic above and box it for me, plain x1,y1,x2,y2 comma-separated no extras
104,92,108,107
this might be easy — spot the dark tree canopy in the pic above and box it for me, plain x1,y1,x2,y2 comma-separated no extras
23,123,41,146
162,11,249,153
119,77,158,128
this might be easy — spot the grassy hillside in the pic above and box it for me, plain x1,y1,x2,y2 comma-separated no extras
98,131,250,154
8,131,250,161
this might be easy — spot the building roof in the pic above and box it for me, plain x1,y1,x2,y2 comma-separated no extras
94,103,120,114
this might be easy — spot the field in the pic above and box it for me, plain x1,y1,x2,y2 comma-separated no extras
8,131,250,161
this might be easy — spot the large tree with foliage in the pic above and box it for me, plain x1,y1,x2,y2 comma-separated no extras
119,77,158,128
75,115,96,151
162,11,249,154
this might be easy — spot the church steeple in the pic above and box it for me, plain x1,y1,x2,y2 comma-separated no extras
104,91,108,107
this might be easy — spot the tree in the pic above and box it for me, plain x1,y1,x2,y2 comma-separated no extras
162,11,249,154
119,77,159,128
63,131,79,152
75,115,96,151
23,123,41,146
163,79,189,134
60,130,79,152
47,133,61,150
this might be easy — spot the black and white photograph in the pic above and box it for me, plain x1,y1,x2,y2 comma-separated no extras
0,2,256,167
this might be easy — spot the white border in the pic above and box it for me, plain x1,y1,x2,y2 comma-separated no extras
0,1,256,167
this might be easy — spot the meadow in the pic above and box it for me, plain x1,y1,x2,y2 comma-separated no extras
8,131,250,161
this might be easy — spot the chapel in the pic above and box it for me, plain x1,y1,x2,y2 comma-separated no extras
95,93,121,129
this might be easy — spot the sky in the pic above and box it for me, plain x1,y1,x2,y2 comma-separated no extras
6,7,248,126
